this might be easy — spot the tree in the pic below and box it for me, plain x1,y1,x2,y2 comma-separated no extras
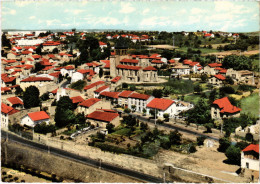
36,44,43,55
129,85,136,91
189,144,197,153
106,123,115,133
161,50,174,60
124,108,131,113
40,92,50,101
142,108,147,115
140,122,148,131
32,62,45,73
52,48,59,54
169,130,182,145
75,113,86,124
1,33,11,48
152,89,163,98
225,145,241,164
163,113,169,122
218,137,231,152
197,136,206,146
23,86,40,108
200,74,208,82
194,84,202,94
225,76,234,85
208,44,213,49
245,133,253,142
131,105,136,112
222,55,252,70
55,96,75,127
99,68,103,78
122,83,128,89
123,115,137,127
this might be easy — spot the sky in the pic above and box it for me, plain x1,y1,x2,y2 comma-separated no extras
1,1,259,32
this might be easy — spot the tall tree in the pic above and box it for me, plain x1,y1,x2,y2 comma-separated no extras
55,96,75,127
1,33,11,48
23,86,40,108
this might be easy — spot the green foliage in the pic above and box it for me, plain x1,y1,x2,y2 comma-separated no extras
245,133,254,142
34,122,56,135
124,108,131,113
161,50,174,60
185,98,211,125
122,83,128,89
140,122,148,131
219,86,235,94
99,68,103,78
69,80,86,91
194,84,202,94
123,115,137,127
152,89,163,98
200,74,208,82
218,137,231,152
225,76,234,85
106,123,115,133
163,79,194,94
55,96,75,127
225,145,241,165
31,62,45,73
75,113,86,124
189,144,197,153
40,92,49,101
129,85,136,91
222,55,252,70
235,141,250,150
23,86,40,108
95,142,127,154
2,33,11,48
197,136,206,146
169,130,182,145
238,84,256,91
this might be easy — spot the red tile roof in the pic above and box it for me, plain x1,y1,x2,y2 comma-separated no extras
28,111,50,121
111,76,121,83
214,74,226,80
32,55,42,59
51,88,58,94
64,65,74,70
42,66,55,71
151,60,164,64
100,60,110,68
87,110,119,122
21,51,32,55
24,64,34,69
169,59,175,64
242,144,259,154
116,64,141,71
21,77,52,82
1,87,11,92
118,90,134,98
219,69,227,74
94,85,109,93
70,96,84,104
7,97,23,105
99,41,107,46
128,93,151,100
183,59,193,65
77,69,95,76
2,76,16,83
84,81,105,90
208,63,222,68
1,103,19,115
79,98,101,107
143,66,157,71
100,91,120,99
213,97,241,113
49,71,61,78
120,58,139,64
147,98,175,111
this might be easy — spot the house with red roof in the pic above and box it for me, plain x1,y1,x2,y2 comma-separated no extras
21,111,50,127
86,110,120,128
146,98,177,118
6,96,24,109
118,90,134,108
99,41,107,51
20,76,53,91
1,74,16,87
1,103,20,129
241,144,259,173
211,97,241,119
128,93,154,113
84,81,105,97
77,98,111,116
99,91,120,104
209,74,226,86
94,86,110,98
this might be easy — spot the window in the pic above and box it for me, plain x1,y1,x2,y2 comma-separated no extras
246,162,249,169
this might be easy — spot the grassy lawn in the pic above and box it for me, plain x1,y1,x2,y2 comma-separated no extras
176,46,218,54
112,127,131,136
184,94,201,104
240,93,259,118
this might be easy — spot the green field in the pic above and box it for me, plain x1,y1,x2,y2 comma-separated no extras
176,47,218,54
184,94,201,104
240,92,259,118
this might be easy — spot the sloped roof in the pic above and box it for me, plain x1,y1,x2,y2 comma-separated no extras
242,144,259,154
7,97,23,105
111,76,121,83
87,111,119,122
143,66,157,71
128,93,151,100
28,111,50,121
147,98,175,111
212,97,241,113
1,103,19,115
100,91,120,99
118,90,134,98
94,85,109,93
116,64,141,71
70,96,84,104
78,98,100,107
21,77,52,82
84,81,105,90
214,74,226,80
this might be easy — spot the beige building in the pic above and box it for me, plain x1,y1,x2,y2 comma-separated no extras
76,98,111,116
86,110,120,128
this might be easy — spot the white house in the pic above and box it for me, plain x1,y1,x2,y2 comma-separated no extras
60,65,75,78
94,85,110,98
172,65,190,75
241,144,259,171
71,72,84,83
128,93,154,113
175,100,194,115
21,111,50,127
146,98,177,118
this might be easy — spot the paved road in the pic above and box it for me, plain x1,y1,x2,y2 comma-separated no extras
1,130,165,183
129,112,220,141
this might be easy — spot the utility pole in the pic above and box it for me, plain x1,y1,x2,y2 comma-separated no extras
163,172,166,183
172,36,175,49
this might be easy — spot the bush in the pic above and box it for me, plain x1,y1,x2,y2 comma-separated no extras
238,84,256,91
189,144,197,153
197,136,206,146
218,137,231,152
219,86,235,94
245,133,253,142
124,108,131,113
69,80,86,91
225,145,241,165
156,119,164,125
122,83,128,89
2,171,6,175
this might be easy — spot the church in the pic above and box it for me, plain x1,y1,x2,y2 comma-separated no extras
109,39,158,83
